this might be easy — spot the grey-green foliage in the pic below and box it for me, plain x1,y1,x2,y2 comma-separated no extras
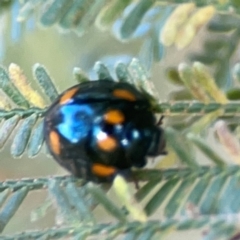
15,0,240,66
0,60,239,239
1,60,239,160
2,166,240,239
1,0,240,239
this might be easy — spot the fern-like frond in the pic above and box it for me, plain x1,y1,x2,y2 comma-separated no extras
2,166,240,238
0,63,52,158
0,60,240,158
0,60,240,238
4,219,240,240
14,0,240,74
189,13,240,88
1,1,240,239
17,1,240,37
0,60,158,157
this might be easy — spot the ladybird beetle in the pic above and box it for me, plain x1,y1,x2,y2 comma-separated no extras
44,79,166,182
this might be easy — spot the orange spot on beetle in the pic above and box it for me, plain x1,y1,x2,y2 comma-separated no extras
59,87,79,105
49,131,61,155
113,89,136,101
104,110,124,124
92,163,117,177
97,135,117,151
